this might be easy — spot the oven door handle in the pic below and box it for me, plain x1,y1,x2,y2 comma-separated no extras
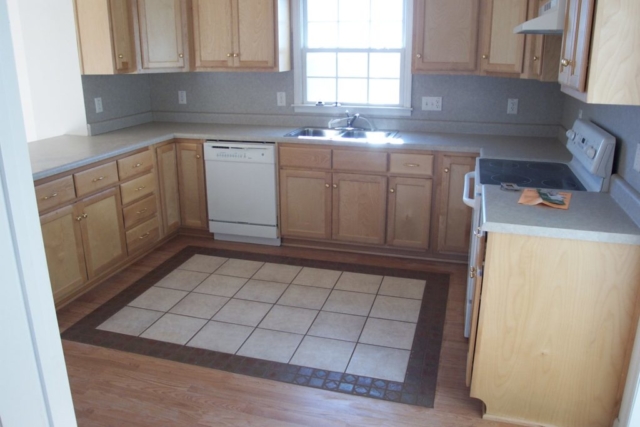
462,171,476,208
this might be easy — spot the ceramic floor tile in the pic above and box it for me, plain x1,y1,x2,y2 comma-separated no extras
193,274,248,297
307,311,366,342
359,318,417,350
177,254,228,274
140,313,207,345
334,272,383,294
258,305,318,334
290,336,356,372
369,296,422,323
277,285,331,310
323,290,376,316
234,280,289,304
214,259,264,278
97,307,163,336
292,267,342,289
237,329,303,363
153,270,210,292
346,344,410,382
187,321,254,354
379,277,426,300
252,263,302,284
169,293,229,319
128,287,188,312
212,299,273,327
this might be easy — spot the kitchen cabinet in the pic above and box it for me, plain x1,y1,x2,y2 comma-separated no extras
156,143,181,235
74,0,137,74
521,0,562,82
435,154,475,255
192,0,291,71
412,0,479,73
469,232,640,427
137,0,189,71
479,0,528,75
279,169,332,240
560,0,640,105
387,177,432,250
176,141,208,229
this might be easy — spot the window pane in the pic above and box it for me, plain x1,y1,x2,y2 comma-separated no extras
338,78,368,104
370,22,403,48
370,53,401,78
369,79,400,105
307,53,337,77
307,22,338,48
338,22,370,48
371,0,403,22
307,0,338,22
339,0,370,22
307,78,336,103
338,53,368,78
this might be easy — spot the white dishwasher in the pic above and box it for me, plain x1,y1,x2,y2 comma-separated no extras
204,141,280,246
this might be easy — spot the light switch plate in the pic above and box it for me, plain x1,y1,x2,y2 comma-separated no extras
94,97,103,114
507,99,519,115
277,92,287,107
634,143,640,173
178,91,187,105
422,96,442,111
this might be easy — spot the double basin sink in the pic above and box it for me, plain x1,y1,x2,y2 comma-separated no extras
285,127,399,143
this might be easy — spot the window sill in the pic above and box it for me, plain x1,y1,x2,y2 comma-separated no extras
292,104,413,118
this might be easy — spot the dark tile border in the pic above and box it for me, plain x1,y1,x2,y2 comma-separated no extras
62,246,450,408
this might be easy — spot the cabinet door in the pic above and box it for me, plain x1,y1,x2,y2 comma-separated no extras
193,0,235,69
413,0,479,73
40,205,87,303
234,0,276,69
436,155,475,255
522,0,562,81
558,0,595,91
387,177,432,250
479,0,528,74
466,226,486,387
176,142,208,229
157,143,181,234
279,169,332,240
332,173,387,245
110,0,137,73
77,188,127,279
138,0,187,70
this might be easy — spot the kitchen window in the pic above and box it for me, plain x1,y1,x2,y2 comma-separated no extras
292,0,413,116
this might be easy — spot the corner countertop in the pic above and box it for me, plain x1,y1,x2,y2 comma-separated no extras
28,121,571,181
482,185,640,245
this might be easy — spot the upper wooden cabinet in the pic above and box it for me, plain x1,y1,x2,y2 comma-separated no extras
74,0,137,74
192,0,291,71
479,0,528,75
521,0,562,82
137,0,189,71
412,0,479,73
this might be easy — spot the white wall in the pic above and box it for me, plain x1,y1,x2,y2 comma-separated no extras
7,0,87,142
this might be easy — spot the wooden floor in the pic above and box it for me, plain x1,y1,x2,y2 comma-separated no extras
57,236,515,427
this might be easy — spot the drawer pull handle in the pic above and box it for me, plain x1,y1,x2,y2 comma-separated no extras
139,232,151,240
134,163,143,168
43,193,58,200
92,176,106,182
404,163,420,168
136,208,148,215
134,186,146,192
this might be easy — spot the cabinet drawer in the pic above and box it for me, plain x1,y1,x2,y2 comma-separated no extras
126,216,159,254
389,153,434,176
120,172,156,205
35,176,76,212
74,162,119,197
279,147,332,169
117,150,153,180
333,150,387,173
122,194,157,229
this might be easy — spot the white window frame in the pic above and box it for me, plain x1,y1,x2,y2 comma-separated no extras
291,0,413,117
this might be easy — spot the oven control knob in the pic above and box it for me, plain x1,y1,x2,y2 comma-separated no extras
566,130,577,140
586,146,597,159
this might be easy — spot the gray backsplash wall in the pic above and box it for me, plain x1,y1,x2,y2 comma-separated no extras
562,95,640,193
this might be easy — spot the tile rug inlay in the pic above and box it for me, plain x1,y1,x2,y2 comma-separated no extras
62,246,450,408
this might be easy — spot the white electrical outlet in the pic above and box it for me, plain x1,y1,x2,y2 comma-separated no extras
94,97,103,114
277,92,287,107
422,96,442,111
634,143,640,173
507,98,519,115
178,91,187,105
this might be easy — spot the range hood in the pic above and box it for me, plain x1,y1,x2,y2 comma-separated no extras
514,0,566,34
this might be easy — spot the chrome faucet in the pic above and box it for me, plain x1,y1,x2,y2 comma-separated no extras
346,112,360,128
328,111,375,130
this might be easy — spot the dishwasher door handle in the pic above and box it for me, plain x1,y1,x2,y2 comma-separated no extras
463,171,476,208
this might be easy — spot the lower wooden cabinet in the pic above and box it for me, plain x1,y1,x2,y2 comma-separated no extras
387,177,433,250
279,169,332,239
176,141,208,229
156,143,181,234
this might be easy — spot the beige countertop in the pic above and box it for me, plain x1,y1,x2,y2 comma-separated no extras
28,122,571,181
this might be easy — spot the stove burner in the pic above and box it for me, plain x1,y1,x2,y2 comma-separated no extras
541,179,580,190
491,174,532,186
527,162,565,172
488,160,520,169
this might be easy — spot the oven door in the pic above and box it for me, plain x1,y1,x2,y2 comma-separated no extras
463,171,481,338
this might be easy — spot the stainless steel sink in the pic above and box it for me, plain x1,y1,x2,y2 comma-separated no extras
285,127,398,142
337,130,398,140
284,128,342,138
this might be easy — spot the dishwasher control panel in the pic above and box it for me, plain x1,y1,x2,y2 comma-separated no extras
204,141,275,164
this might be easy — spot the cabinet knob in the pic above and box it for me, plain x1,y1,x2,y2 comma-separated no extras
227,53,232,57
118,54,124,59
76,216,83,222
333,184,338,189
82,213,88,219
416,53,422,58
43,193,58,200
179,53,184,58
325,184,330,188
561,58,571,67
533,56,539,62
134,162,143,168
233,53,239,57
482,54,488,60
196,154,201,159
444,168,450,173
390,188,395,193
135,186,146,192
